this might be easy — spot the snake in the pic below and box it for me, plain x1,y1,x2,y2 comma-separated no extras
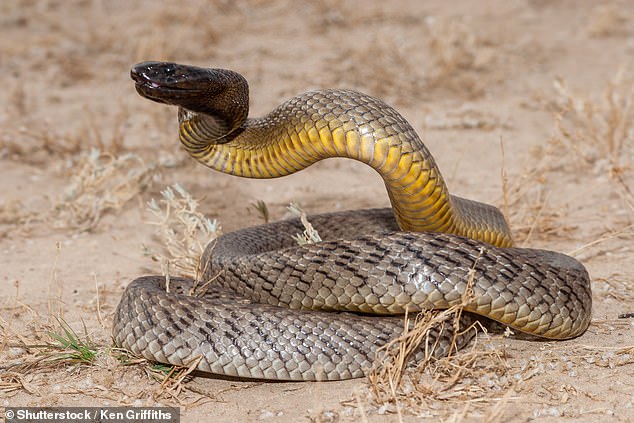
113,62,592,381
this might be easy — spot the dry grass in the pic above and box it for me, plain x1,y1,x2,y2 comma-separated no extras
249,199,270,223
0,260,208,405
496,140,578,246
0,200,35,227
327,37,428,107
502,168,579,245
545,70,634,216
1,125,83,165
1,317,101,376
2,178,218,402
49,150,157,231
501,70,634,244
1,107,129,165
1,149,158,237
363,68,634,417
366,316,515,419
550,71,634,171
587,5,628,38
324,15,501,107
366,249,516,418
425,16,498,99
288,202,322,245
144,183,220,279
0,316,207,405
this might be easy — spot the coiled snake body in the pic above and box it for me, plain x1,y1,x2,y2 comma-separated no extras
113,62,592,381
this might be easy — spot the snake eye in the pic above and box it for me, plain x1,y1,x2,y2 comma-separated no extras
132,61,180,85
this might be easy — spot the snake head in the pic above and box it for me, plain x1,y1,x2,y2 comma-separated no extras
131,61,249,130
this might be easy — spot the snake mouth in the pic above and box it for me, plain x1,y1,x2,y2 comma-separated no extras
133,78,187,105
131,61,209,105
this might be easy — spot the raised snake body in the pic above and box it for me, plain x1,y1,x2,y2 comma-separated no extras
113,62,592,381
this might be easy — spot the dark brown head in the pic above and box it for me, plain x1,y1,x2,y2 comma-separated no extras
131,61,249,133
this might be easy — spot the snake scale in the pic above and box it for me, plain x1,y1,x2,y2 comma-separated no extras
113,62,592,381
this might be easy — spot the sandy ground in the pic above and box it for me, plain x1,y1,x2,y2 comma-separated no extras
1,0,634,421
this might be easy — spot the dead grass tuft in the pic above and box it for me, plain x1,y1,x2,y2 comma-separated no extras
144,183,220,279
1,318,100,376
2,107,130,164
425,16,499,99
549,71,634,172
368,308,473,401
500,71,634,244
1,255,207,404
587,5,628,38
152,356,203,399
326,15,500,106
427,16,495,74
111,348,204,401
327,36,428,108
249,199,270,223
1,125,83,164
502,169,578,245
367,312,513,417
0,199,35,226
0,314,207,404
49,150,157,231
536,71,634,217
367,249,514,417
288,202,322,245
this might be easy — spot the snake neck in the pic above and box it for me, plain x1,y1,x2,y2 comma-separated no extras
130,63,512,245
177,90,512,247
